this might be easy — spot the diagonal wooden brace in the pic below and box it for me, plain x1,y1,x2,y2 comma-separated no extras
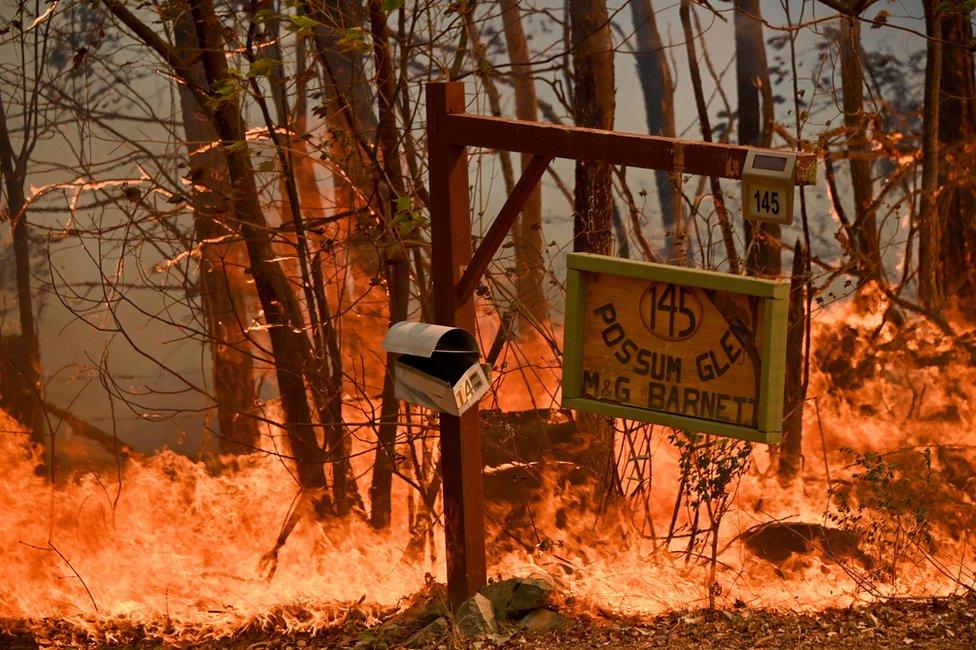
455,154,553,304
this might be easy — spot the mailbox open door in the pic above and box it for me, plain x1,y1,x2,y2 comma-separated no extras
382,321,490,416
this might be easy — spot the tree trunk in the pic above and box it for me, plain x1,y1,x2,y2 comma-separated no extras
569,0,618,494
185,0,328,493
302,0,378,239
260,24,360,514
0,92,47,457
370,258,408,528
629,0,681,253
303,0,376,185
679,0,739,272
735,0,781,277
367,0,411,528
837,13,883,281
265,30,330,280
918,0,943,308
461,2,515,194
778,240,807,481
569,0,615,255
937,2,976,314
500,0,550,330
172,5,261,455
303,0,391,414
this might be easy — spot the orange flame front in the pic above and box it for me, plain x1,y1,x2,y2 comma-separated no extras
1,295,974,642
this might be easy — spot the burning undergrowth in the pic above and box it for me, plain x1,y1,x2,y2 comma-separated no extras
0,421,430,643
1,296,975,645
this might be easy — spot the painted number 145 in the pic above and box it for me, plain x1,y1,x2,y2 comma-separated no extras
752,189,780,215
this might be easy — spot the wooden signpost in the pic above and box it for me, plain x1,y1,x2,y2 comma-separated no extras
562,254,789,444
423,81,815,608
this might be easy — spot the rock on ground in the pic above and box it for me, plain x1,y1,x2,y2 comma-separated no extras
403,615,450,648
455,594,499,638
517,609,573,632
480,576,555,619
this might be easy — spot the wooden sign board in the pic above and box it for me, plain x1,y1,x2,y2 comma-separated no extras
562,254,789,444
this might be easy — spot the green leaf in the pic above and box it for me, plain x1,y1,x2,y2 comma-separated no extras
252,7,277,24
287,14,320,36
257,160,276,173
391,197,427,236
395,196,413,214
337,27,371,55
248,57,279,78
224,140,250,155
209,77,240,107
216,79,237,95
382,0,404,11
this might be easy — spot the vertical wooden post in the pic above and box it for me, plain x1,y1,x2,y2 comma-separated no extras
426,81,488,608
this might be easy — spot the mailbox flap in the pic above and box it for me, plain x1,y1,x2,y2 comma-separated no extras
393,358,489,416
382,321,479,358
393,362,451,409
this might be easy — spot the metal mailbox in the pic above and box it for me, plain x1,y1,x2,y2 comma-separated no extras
382,321,490,416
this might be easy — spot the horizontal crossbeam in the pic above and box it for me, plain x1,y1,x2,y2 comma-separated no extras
438,113,817,185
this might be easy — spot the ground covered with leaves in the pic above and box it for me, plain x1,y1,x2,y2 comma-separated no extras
3,593,975,649
505,595,976,649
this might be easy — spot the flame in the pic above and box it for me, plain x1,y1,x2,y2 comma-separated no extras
0,418,435,642
1,295,974,642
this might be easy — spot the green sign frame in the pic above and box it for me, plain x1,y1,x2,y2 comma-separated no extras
561,253,790,444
